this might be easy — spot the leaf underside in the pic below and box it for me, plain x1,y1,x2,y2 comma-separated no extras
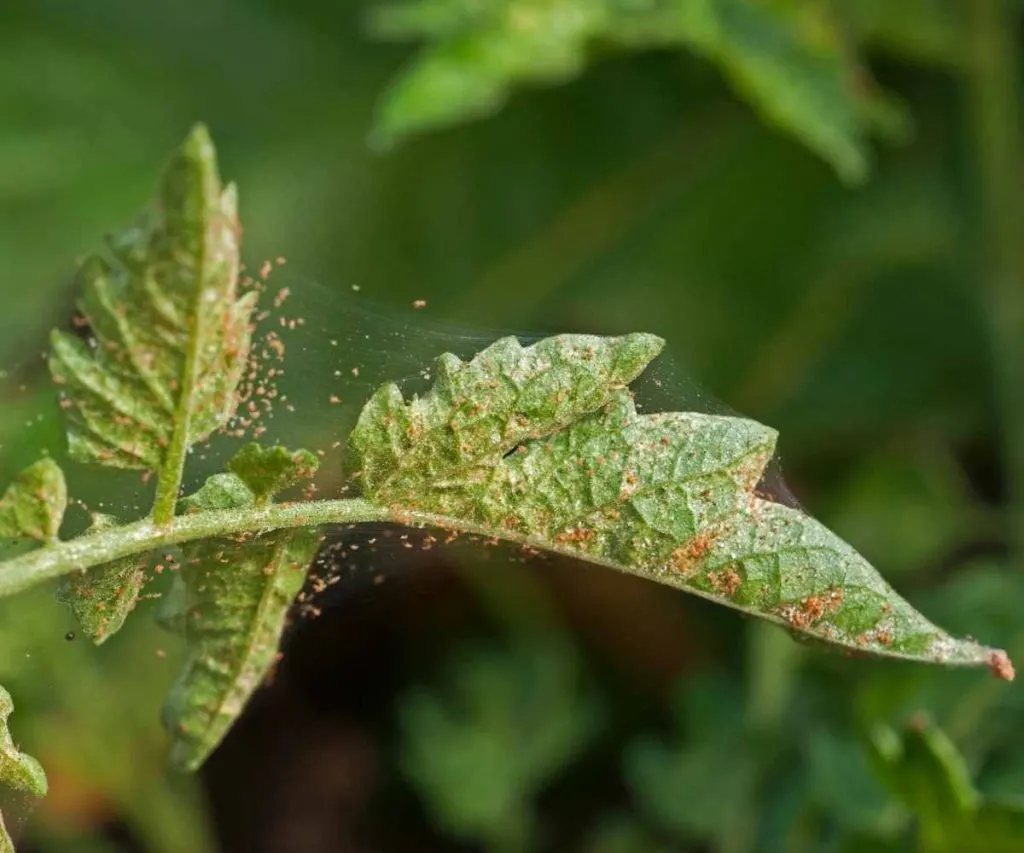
48,124,256,471
347,333,1010,674
163,524,318,770
162,444,321,771
56,514,147,645
0,459,66,543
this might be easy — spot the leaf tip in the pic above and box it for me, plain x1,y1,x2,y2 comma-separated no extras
988,649,1015,682
614,332,665,382
182,122,215,159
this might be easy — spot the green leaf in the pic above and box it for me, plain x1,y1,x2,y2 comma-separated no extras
400,639,603,851
0,685,47,853
348,332,664,501
176,471,256,514
162,526,319,770
869,718,978,825
162,443,320,770
347,333,1011,673
225,443,319,504
55,514,147,645
668,0,871,183
369,0,892,180
626,676,759,844
370,0,606,147
969,801,1024,853
0,459,66,543
867,718,1024,853
48,124,257,473
155,574,189,635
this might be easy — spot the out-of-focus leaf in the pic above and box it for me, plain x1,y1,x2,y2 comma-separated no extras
0,587,215,853
400,639,603,852
626,676,758,845
348,334,1012,673
869,719,978,823
583,815,675,853
55,514,147,645
48,125,256,472
805,729,901,836
0,459,66,544
370,0,898,180
969,801,1024,852
162,444,319,771
843,0,965,68
155,574,188,635
867,718,1024,852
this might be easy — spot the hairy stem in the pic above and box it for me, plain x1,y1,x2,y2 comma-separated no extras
0,494,1009,672
0,499,387,597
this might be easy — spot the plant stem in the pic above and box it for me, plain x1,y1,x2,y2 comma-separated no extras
0,499,387,597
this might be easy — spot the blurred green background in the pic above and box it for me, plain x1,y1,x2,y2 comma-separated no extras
2,1,1024,851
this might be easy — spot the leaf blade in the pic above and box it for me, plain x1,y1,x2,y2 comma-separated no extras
48,125,256,481
162,443,321,770
55,514,148,645
162,525,319,770
347,333,1010,675
0,459,66,543
368,0,892,180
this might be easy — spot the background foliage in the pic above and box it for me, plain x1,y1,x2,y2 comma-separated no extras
1,0,1023,851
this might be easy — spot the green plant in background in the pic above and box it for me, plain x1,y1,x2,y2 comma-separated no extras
867,717,1024,853
0,122,1015,850
400,637,1024,852
625,675,761,851
400,638,603,853
368,0,908,182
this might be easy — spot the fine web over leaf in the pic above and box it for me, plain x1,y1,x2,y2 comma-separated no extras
55,513,147,645
47,124,257,516
343,319,1010,671
161,443,322,771
40,125,263,645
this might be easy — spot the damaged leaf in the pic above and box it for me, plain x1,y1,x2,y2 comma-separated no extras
162,444,320,770
347,333,1011,676
56,514,147,644
0,459,66,543
48,124,257,474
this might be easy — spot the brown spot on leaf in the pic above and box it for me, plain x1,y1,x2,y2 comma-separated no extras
780,586,844,629
669,530,719,577
707,567,742,598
